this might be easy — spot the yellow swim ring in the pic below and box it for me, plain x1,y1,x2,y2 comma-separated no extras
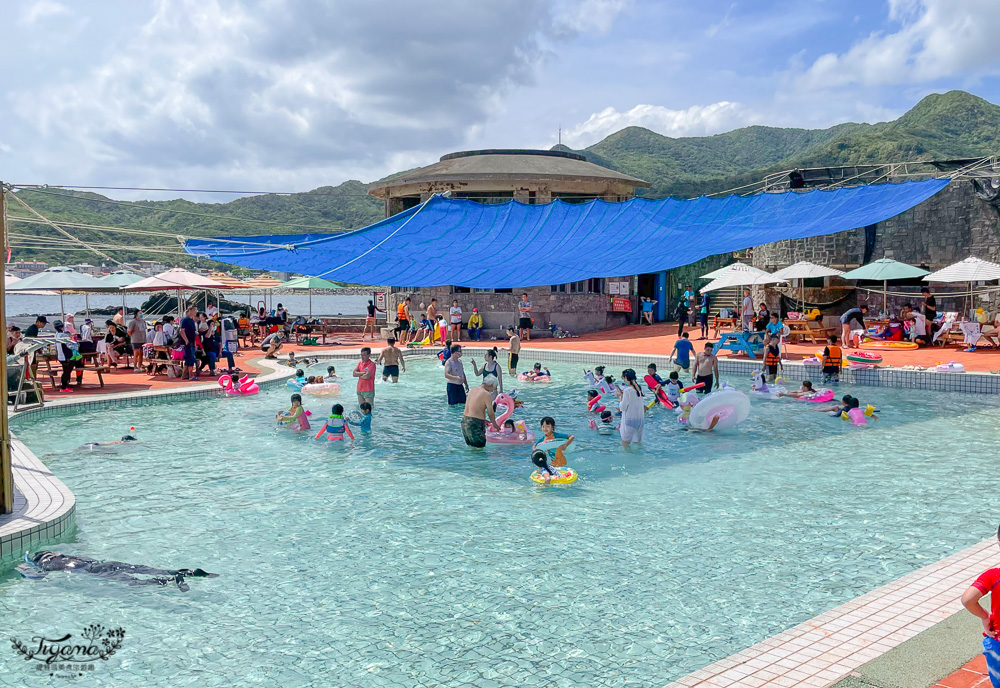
530,468,578,485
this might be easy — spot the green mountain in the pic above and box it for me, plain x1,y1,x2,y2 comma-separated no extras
8,90,1000,268
558,90,1000,198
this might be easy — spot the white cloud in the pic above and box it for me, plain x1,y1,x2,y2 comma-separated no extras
552,0,631,35
10,0,633,194
563,101,753,148
799,0,1000,89
18,0,69,26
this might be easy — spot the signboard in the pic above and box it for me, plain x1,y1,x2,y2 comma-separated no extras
611,297,632,313
608,281,620,295
374,290,386,317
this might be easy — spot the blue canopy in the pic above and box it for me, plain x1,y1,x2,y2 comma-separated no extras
185,178,949,288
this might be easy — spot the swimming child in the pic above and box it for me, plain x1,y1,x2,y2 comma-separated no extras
588,410,618,435
531,449,560,485
277,393,311,431
663,371,683,404
778,381,815,398
523,363,551,381
286,352,298,367
324,366,339,382
438,339,453,365
533,416,574,466
815,394,854,415
586,389,606,413
347,402,373,431
314,403,355,441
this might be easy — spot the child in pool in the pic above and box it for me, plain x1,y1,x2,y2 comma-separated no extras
588,410,619,435
663,371,683,404
294,368,306,381
324,366,339,382
347,402,373,431
815,394,854,415
277,393,310,431
523,363,551,381
286,352,298,368
586,389,606,413
778,381,815,398
531,449,560,485
533,416,573,466
315,403,354,441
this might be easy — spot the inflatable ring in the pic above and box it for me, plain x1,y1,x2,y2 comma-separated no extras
286,378,306,390
518,373,552,382
535,437,575,454
301,382,341,395
530,468,577,485
686,389,750,431
798,388,835,403
859,340,918,350
936,361,965,372
750,386,786,400
846,351,883,364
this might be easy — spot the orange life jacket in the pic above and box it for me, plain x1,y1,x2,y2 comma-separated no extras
764,348,781,366
822,345,842,368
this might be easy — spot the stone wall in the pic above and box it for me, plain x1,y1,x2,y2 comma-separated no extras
751,180,1000,314
388,286,630,338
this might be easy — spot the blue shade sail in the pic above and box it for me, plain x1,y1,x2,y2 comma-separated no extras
184,179,950,288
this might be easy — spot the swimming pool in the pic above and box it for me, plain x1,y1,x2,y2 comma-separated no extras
3,357,999,687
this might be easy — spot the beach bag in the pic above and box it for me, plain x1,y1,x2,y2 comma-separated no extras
170,347,185,361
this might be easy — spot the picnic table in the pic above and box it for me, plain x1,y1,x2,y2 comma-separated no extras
40,350,109,390
711,317,738,337
784,320,836,344
716,331,764,358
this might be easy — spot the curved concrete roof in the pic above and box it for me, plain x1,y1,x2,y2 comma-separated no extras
370,149,650,195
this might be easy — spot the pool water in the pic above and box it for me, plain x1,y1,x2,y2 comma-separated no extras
3,357,1000,687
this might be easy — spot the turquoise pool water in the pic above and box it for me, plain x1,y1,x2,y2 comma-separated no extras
3,357,1000,687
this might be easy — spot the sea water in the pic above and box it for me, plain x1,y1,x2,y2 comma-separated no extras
3,358,999,687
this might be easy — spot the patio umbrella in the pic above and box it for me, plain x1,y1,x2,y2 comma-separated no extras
8,266,114,317
100,271,144,322
840,259,929,313
700,262,763,280
124,268,228,318
701,263,783,292
277,275,343,318
769,261,845,312
242,275,284,313
923,257,1000,314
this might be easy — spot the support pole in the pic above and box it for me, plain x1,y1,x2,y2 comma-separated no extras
0,185,13,514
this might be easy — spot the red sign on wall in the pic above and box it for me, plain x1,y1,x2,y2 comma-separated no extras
611,297,632,313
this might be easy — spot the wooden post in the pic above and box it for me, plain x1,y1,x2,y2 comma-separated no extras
0,184,12,514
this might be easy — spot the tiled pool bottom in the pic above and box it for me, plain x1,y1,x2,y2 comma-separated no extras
3,359,1000,687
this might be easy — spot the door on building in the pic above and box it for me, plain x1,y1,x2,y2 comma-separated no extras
637,273,657,322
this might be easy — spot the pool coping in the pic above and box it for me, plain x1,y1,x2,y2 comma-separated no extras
0,347,991,687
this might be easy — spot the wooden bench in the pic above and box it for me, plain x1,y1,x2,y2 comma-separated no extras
41,351,108,390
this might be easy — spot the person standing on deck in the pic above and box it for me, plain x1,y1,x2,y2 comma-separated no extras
426,298,439,344
839,305,868,347
395,297,412,345
740,289,754,332
697,289,711,339
518,293,533,341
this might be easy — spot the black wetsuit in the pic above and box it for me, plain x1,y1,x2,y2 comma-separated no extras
24,551,216,591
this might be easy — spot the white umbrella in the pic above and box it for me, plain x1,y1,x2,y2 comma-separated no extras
769,261,844,313
124,268,229,318
701,263,784,292
700,262,766,280
923,257,1000,314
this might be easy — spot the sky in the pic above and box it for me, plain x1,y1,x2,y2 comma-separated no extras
3,0,1000,201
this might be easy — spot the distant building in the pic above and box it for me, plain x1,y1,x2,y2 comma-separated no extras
10,260,47,278
71,263,100,275
370,149,651,335
135,260,168,276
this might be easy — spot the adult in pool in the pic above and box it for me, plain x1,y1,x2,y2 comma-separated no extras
18,551,217,592
461,376,499,448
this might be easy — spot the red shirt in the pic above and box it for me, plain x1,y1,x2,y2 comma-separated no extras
972,568,1000,633
355,359,376,393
